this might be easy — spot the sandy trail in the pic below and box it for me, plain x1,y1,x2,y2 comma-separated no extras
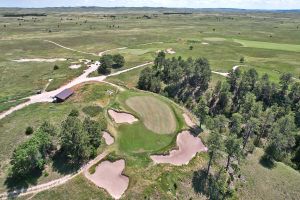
183,113,196,127
102,131,115,145
0,62,152,120
108,109,138,124
12,58,66,63
84,159,129,199
0,151,109,199
212,65,240,77
44,40,97,56
98,47,127,56
150,131,207,166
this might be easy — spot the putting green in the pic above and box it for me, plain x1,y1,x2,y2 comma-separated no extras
125,96,177,134
234,39,300,52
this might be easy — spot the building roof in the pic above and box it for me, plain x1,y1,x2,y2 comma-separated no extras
55,88,74,100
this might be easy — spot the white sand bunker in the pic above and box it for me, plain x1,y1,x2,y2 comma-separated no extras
69,64,82,69
108,109,138,124
183,113,196,127
13,58,67,62
102,131,115,145
86,160,129,199
151,131,208,166
202,42,209,45
156,48,176,54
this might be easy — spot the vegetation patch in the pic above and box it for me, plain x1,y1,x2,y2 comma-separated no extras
82,105,103,117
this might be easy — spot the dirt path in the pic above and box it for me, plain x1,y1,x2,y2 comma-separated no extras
212,65,240,77
98,47,127,56
0,61,152,120
44,40,98,56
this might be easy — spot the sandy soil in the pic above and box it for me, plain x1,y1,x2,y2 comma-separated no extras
151,131,208,166
202,42,209,45
85,159,129,199
12,58,66,62
108,109,138,124
183,113,196,127
69,64,82,69
102,131,115,145
166,48,176,54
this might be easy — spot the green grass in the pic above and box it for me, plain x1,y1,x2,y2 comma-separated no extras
126,96,177,134
234,39,300,53
239,148,300,200
28,175,111,200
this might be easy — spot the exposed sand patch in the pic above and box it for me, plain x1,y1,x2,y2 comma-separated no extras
69,64,82,69
156,48,176,54
102,131,114,145
183,113,196,127
86,159,129,199
108,109,138,124
151,131,208,166
202,42,209,45
12,58,66,62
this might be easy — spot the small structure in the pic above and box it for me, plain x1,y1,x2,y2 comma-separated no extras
53,88,74,102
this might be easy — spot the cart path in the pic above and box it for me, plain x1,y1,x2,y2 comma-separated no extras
0,151,109,199
212,65,240,77
0,62,152,120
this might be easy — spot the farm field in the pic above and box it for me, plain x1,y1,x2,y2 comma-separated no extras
0,6,299,200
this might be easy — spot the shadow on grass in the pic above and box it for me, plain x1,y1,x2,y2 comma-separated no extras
52,151,81,175
4,168,42,192
259,154,276,169
192,169,208,196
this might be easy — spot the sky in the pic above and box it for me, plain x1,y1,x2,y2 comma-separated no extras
1,0,300,10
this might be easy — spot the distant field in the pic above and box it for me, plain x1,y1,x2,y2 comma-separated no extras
234,39,300,52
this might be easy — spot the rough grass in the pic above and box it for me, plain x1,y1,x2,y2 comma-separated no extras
125,96,177,134
239,148,300,200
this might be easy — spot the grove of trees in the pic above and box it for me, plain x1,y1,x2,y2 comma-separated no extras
138,52,300,199
98,54,125,74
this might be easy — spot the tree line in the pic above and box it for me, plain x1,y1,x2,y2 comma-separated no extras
8,110,103,179
138,52,300,199
98,54,125,75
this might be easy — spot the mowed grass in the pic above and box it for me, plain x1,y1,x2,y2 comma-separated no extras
234,39,300,52
239,148,300,200
125,96,176,134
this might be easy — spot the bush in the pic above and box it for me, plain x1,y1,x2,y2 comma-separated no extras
189,45,194,50
69,109,79,117
53,65,59,70
82,105,103,117
25,126,33,135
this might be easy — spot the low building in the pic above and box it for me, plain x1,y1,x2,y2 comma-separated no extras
53,88,74,102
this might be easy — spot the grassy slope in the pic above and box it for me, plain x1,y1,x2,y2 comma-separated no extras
239,148,300,200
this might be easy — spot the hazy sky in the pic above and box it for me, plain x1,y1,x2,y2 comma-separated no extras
1,0,300,10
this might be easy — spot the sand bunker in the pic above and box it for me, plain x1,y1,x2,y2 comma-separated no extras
13,58,66,62
151,131,207,166
108,109,138,124
166,48,176,54
86,160,129,199
183,113,196,127
69,64,82,69
202,42,209,45
102,131,114,145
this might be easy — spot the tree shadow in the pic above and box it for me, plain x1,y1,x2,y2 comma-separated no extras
192,169,208,196
4,168,42,192
189,126,203,137
52,151,81,175
259,154,276,169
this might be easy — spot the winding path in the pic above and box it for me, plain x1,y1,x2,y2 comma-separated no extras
0,62,152,120
212,65,240,77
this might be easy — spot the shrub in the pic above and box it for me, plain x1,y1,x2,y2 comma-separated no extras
69,109,79,117
25,126,33,135
53,65,59,70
